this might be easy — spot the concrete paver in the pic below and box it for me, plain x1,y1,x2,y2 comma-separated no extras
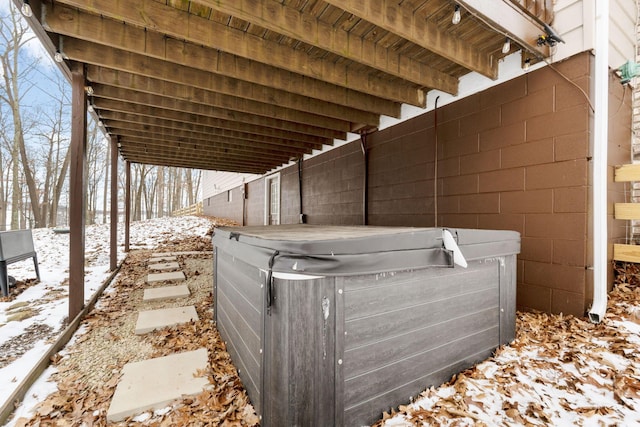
147,271,185,283
149,261,180,271
149,256,177,263
135,305,199,334
106,348,210,422
143,285,190,302
151,251,213,257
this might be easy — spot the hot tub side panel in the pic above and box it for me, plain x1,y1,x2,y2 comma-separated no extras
215,250,265,415
340,259,506,426
263,276,337,426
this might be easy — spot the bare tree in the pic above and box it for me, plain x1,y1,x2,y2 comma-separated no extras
0,3,45,228
0,110,10,230
86,121,107,224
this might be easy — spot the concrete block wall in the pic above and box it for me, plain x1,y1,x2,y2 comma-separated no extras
203,51,630,317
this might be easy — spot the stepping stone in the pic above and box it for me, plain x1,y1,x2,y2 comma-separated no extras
135,306,199,334
149,255,177,263
143,285,190,302
149,261,180,271
151,252,177,258
106,348,210,422
147,271,185,283
151,251,212,257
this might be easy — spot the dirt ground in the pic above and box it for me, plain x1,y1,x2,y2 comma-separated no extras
14,233,259,426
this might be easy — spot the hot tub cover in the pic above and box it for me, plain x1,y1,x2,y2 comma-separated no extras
213,225,520,276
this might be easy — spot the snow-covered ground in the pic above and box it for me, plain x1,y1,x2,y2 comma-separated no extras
0,216,213,422
2,216,640,426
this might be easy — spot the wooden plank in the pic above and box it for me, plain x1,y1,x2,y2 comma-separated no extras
104,121,315,154
193,0,458,93
93,98,347,140
614,203,640,220
118,153,268,173
92,84,351,133
81,55,380,126
108,127,311,158
51,0,425,106
99,110,332,145
613,243,640,263
42,4,400,117
458,0,549,59
323,0,495,80
615,164,640,182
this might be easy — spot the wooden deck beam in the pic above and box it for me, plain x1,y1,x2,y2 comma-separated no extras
93,98,344,140
41,4,400,117
322,0,496,80
51,0,425,105
91,84,351,133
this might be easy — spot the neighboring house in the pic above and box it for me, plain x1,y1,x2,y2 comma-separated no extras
201,171,259,223
203,1,637,317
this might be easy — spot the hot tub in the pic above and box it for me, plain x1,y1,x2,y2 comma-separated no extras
213,225,520,426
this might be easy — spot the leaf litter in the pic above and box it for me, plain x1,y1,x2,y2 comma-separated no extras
6,217,640,426
10,215,257,426
374,262,640,426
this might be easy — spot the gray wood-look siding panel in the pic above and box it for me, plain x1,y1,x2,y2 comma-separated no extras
215,250,265,416
216,315,262,414
263,277,336,426
217,270,262,333
499,255,517,344
345,285,498,349
344,347,496,427
343,262,498,321
217,290,261,369
217,251,264,309
344,327,499,422
334,278,346,427
344,307,499,379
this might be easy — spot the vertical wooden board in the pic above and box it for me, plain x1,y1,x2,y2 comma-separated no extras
499,255,517,344
334,277,345,427
263,277,336,426
263,279,289,425
213,249,218,324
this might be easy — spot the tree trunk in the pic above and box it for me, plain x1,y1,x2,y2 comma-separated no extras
157,166,165,218
102,138,109,223
186,169,194,206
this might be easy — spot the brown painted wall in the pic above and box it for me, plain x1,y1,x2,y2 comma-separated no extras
203,52,630,317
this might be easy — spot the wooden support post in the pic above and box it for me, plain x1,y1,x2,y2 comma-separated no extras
109,136,118,271
125,160,131,252
69,62,87,321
